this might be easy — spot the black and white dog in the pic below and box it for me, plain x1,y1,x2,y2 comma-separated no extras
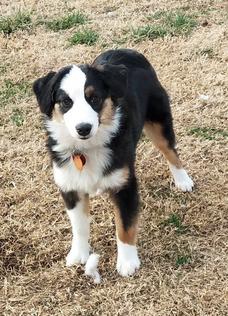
33,49,193,277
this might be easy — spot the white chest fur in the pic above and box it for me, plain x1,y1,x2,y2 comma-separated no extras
53,147,128,194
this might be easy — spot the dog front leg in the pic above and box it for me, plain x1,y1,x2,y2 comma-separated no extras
61,191,90,266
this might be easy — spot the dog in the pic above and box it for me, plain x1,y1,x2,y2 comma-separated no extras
33,49,194,277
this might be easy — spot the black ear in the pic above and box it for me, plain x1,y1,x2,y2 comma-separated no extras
33,71,57,117
98,64,128,98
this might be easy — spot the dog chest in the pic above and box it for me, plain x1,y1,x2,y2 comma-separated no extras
53,147,128,194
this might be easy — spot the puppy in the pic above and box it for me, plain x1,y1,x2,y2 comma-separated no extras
33,49,193,277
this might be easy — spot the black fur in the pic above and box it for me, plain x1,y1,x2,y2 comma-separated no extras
33,67,72,117
98,64,128,98
46,134,71,167
61,191,79,209
92,49,175,175
111,175,139,230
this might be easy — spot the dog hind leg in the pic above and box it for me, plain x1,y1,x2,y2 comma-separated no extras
144,92,194,192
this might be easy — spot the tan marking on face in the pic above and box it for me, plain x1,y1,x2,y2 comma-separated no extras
144,122,182,168
52,104,64,122
85,85,95,98
100,97,114,125
114,208,139,245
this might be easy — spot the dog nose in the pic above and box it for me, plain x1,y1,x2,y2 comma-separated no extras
76,123,92,137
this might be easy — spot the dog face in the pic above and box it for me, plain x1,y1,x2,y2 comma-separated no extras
33,64,127,140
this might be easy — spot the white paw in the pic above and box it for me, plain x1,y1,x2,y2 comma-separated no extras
117,240,140,277
169,165,194,192
175,175,194,192
174,170,194,192
117,255,140,277
66,243,90,266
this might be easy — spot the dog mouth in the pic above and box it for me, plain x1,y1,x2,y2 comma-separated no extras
78,135,91,140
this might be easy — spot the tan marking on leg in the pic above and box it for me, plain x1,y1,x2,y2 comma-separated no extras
78,193,90,215
144,122,182,168
100,97,114,125
121,166,130,186
52,104,63,122
114,208,138,245
85,85,95,98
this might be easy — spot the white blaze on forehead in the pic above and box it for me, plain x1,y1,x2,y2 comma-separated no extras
60,65,86,100
60,65,99,138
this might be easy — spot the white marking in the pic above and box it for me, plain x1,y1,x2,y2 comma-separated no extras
85,253,101,284
99,167,128,192
60,65,99,139
169,164,194,192
53,158,128,194
65,200,90,266
116,239,140,277
89,167,128,196
53,147,110,194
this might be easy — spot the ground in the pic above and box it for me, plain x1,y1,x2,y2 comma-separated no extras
0,0,228,315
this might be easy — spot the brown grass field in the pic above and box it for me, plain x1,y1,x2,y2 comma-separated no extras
1,0,228,315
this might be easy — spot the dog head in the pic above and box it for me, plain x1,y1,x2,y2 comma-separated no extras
33,64,127,140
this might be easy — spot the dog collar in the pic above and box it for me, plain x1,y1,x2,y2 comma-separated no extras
72,153,86,171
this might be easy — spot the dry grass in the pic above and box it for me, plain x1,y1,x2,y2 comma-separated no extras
1,0,228,315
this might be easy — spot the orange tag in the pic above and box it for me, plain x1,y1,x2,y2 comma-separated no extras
73,154,86,171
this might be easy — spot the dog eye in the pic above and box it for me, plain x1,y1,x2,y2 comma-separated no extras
89,95,102,111
60,98,73,112
62,98,72,106
90,95,100,105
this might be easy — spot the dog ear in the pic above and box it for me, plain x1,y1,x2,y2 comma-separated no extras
97,64,128,98
33,71,57,117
